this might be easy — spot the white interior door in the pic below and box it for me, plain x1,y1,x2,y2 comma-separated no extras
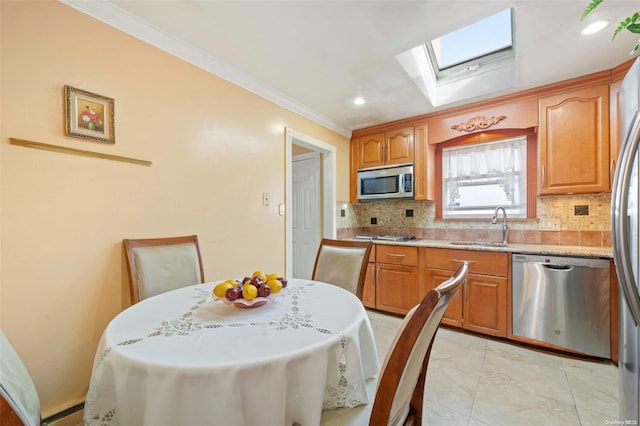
285,127,336,278
292,152,321,279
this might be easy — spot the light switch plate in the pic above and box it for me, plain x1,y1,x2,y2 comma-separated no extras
262,192,271,206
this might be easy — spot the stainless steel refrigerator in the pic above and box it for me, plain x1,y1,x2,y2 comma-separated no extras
612,56,640,423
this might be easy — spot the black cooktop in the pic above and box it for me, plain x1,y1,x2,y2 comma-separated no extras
354,235,420,242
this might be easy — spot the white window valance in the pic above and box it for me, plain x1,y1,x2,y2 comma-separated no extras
442,136,527,218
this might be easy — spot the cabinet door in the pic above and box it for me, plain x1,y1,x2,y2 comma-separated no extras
358,133,385,169
361,262,376,308
376,264,417,315
385,127,414,165
413,122,435,200
538,85,610,194
423,268,463,328
464,273,507,337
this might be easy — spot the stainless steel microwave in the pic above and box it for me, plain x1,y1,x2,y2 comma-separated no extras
357,163,414,201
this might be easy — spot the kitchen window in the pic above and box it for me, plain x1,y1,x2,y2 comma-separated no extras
442,136,527,218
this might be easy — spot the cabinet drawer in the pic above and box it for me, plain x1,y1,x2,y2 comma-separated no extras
376,245,418,266
425,248,508,276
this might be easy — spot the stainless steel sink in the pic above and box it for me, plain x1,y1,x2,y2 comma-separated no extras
449,241,508,247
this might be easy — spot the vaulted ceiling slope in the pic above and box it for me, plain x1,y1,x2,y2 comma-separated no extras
61,0,639,137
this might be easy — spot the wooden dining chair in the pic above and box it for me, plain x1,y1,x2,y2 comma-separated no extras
311,238,373,300
320,261,469,425
123,235,205,304
0,329,41,426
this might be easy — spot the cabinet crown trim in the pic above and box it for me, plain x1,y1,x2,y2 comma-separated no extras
451,115,506,132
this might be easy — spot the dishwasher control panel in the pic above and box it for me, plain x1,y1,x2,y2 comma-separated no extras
512,253,610,269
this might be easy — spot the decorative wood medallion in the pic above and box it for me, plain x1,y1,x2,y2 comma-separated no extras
451,115,506,132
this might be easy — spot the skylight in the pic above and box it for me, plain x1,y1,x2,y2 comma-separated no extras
395,8,517,107
428,8,513,73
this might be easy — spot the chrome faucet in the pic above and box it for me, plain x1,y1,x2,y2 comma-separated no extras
491,206,509,245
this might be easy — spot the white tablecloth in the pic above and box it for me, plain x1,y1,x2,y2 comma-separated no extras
84,279,379,426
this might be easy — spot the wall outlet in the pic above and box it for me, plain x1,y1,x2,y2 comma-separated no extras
574,205,589,216
340,209,346,217
539,218,561,230
370,217,377,225
406,209,414,217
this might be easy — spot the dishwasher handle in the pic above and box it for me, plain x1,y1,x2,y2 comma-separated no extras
542,264,574,271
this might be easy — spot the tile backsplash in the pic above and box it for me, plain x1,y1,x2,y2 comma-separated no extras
337,193,611,247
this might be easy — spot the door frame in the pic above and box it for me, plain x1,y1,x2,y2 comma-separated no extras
285,127,336,277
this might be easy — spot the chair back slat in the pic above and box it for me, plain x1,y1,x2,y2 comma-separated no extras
0,330,40,426
123,235,204,304
311,238,373,300
370,262,469,425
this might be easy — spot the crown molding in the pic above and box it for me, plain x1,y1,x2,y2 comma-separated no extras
58,0,351,138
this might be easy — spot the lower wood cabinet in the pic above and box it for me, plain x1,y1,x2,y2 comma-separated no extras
361,262,376,308
424,267,463,327
363,244,507,336
376,263,417,314
421,247,509,338
362,244,418,314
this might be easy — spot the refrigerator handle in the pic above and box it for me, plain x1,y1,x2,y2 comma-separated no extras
610,159,616,186
612,111,640,326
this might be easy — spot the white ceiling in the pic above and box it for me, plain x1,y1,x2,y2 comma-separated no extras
61,0,639,137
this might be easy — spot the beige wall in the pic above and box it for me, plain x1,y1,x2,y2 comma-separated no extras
0,1,350,417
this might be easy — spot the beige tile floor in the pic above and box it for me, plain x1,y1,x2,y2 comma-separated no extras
367,309,619,426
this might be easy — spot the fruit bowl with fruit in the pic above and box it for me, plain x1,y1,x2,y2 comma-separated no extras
212,271,288,309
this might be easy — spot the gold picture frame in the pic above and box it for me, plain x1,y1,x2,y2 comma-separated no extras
64,85,115,143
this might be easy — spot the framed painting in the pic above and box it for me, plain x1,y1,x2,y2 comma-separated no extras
64,85,115,143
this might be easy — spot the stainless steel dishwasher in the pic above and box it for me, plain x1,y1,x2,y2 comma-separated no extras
512,253,610,358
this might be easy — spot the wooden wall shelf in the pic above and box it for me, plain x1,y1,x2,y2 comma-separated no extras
9,138,151,166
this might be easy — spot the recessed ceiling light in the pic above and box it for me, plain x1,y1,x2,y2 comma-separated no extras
353,97,365,105
581,19,610,35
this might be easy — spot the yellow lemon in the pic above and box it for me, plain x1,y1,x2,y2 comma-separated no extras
266,279,283,294
266,273,280,282
225,279,239,288
252,270,267,281
242,284,258,300
213,282,234,298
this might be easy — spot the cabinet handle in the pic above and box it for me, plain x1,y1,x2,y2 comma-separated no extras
387,254,406,258
541,164,546,188
451,259,476,264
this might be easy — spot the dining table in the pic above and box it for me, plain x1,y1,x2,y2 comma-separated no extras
83,278,380,426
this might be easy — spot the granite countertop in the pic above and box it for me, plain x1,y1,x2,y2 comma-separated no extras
346,237,613,259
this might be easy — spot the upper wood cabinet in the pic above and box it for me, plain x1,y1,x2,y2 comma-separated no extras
357,127,414,169
538,84,610,195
